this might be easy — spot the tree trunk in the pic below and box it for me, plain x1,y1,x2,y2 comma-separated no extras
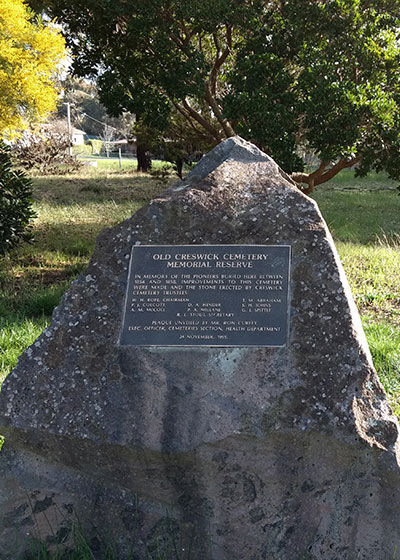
175,156,184,179
136,142,152,172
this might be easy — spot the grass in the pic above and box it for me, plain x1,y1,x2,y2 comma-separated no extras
335,242,400,325
362,317,400,415
78,157,172,172
0,165,172,385
313,189,400,245
0,316,48,380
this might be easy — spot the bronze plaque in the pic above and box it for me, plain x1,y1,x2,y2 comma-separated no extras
120,245,291,347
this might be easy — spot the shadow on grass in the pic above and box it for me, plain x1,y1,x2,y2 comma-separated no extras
32,221,111,257
0,280,72,318
31,174,171,206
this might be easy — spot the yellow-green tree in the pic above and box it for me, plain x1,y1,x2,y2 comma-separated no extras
0,0,65,136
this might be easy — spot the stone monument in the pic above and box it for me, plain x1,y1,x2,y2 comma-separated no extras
1,137,400,559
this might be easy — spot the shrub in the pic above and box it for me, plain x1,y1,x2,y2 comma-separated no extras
149,163,173,184
12,120,82,175
72,143,93,156
0,142,36,255
88,138,103,155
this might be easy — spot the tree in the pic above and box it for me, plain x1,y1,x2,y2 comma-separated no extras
43,0,400,192
161,110,215,178
0,0,66,136
0,0,65,254
57,77,136,139
12,119,82,174
0,142,35,255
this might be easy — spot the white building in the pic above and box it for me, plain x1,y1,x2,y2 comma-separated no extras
71,127,86,145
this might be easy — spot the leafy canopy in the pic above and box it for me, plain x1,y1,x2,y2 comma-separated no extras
43,0,400,189
0,0,66,136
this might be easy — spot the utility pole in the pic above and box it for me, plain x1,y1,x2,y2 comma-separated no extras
64,102,72,156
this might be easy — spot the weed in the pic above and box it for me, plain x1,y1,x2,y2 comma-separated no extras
149,163,174,184
376,229,400,249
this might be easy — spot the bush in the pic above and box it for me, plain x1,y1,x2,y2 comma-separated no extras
0,142,36,255
149,163,173,184
12,120,83,175
88,138,103,155
72,143,93,156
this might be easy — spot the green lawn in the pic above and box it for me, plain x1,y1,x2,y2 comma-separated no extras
1,168,400,413
77,156,172,171
0,166,172,385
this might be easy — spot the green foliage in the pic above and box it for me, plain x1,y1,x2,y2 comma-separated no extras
88,139,103,155
0,142,36,255
72,143,93,156
224,37,304,172
45,0,400,180
224,0,400,174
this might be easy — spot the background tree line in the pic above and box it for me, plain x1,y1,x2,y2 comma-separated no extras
3,0,400,254
31,0,400,192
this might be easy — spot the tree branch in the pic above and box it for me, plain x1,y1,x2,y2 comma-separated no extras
170,32,187,49
212,32,221,56
181,99,223,142
203,25,235,138
316,156,361,185
204,85,235,138
198,34,203,54
291,156,361,194
171,100,212,139
209,25,232,96
179,21,193,48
